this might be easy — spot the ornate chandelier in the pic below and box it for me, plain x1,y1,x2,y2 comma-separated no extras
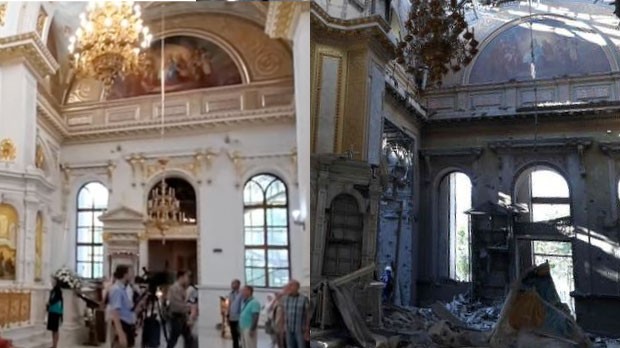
146,159,183,238
396,0,478,89
68,1,152,92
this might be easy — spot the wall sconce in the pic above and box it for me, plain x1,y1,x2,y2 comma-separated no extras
292,210,306,230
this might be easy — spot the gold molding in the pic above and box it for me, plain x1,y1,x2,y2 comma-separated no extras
35,143,45,169
313,46,346,153
0,138,16,162
36,7,47,37
265,2,309,40
0,3,6,27
0,32,59,80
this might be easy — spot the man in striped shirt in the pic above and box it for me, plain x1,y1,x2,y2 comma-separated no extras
280,280,310,348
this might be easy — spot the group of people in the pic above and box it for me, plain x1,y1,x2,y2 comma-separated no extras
46,265,200,348
227,279,311,348
46,267,312,348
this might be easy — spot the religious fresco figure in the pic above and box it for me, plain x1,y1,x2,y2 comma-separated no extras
108,35,243,99
0,204,18,281
469,17,610,84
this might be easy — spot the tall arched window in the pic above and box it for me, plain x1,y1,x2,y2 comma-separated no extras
76,182,108,279
243,174,290,288
438,172,472,281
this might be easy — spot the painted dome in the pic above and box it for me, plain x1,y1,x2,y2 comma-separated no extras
468,16,611,84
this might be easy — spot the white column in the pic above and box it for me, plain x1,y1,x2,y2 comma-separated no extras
293,11,311,289
0,63,38,171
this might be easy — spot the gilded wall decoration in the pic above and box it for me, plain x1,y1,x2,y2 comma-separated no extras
35,212,43,282
108,36,243,100
0,204,18,280
0,3,6,27
35,144,45,169
36,7,47,37
0,138,16,162
0,291,31,328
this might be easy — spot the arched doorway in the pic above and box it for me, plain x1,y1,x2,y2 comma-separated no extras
322,194,363,278
146,177,198,282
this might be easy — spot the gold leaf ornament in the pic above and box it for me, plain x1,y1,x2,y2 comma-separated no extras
0,139,16,162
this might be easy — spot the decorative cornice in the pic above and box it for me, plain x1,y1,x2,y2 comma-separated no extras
310,1,394,54
599,141,620,157
488,137,592,152
0,32,59,80
63,106,295,144
385,80,427,122
420,147,483,158
265,2,309,40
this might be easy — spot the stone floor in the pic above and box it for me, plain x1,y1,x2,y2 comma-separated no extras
73,327,273,348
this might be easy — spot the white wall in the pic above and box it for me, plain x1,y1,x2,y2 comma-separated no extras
60,122,303,327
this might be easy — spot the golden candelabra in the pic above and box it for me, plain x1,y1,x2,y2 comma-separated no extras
68,1,152,92
146,159,183,235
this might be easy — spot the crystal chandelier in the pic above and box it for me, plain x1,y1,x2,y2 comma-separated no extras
396,0,478,89
68,1,152,92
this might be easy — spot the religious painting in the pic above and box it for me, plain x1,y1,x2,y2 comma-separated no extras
35,212,43,282
108,35,243,99
469,18,610,84
0,204,18,281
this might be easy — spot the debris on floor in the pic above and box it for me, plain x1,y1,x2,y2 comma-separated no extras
311,262,620,348
490,262,591,348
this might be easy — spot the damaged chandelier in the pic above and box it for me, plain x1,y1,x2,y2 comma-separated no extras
68,1,152,92
396,0,478,89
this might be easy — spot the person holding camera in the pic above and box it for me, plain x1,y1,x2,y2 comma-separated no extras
166,271,194,348
109,265,136,348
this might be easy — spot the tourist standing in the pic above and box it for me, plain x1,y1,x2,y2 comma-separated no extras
227,279,243,348
46,276,63,348
166,271,194,348
281,281,311,348
239,286,261,348
109,265,136,348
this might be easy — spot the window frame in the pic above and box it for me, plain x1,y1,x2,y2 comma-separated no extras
528,169,571,222
75,181,108,279
243,174,291,288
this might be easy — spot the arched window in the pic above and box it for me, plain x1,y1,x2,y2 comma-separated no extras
438,172,472,281
76,182,108,279
243,174,290,288
514,166,574,313
515,167,570,222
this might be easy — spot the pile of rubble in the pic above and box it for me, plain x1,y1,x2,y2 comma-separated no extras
444,293,502,331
